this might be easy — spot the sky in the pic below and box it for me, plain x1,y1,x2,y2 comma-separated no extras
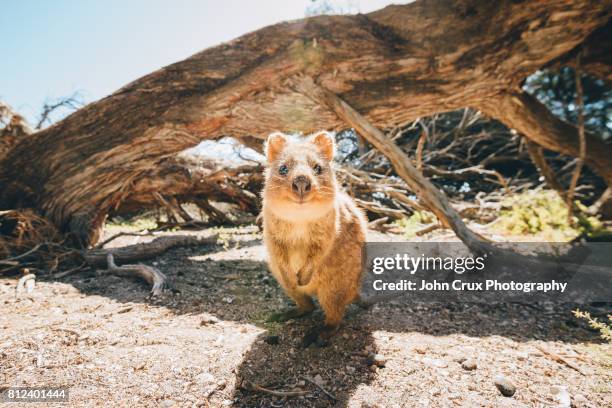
0,0,402,125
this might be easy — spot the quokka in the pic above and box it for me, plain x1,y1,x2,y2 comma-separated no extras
261,131,367,346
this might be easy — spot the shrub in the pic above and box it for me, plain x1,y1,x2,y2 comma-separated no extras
573,309,612,343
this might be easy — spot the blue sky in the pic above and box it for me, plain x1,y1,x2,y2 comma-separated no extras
1,0,401,125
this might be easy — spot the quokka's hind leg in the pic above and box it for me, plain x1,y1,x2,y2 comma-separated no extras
267,286,315,323
302,287,353,347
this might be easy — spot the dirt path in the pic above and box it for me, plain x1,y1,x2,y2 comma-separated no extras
1,227,610,407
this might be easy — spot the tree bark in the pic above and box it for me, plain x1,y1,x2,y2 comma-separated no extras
0,0,609,245
545,18,612,83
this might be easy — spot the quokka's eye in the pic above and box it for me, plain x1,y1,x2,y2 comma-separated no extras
313,164,322,175
278,164,289,176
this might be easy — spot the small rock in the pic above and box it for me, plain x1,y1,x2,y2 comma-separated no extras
313,374,325,385
346,365,356,373
159,400,175,408
367,353,387,367
422,357,447,368
494,375,516,397
550,385,570,408
461,359,477,371
264,335,280,345
368,364,378,372
342,333,349,339
222,297,233,304
200,316,219,325
414,346,427,354
196,372,216,385
572,394,588,406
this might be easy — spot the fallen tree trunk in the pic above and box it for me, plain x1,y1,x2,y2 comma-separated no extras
0,0,609,246
545,18,612,84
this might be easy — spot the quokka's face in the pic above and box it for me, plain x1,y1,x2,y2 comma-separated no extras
263,131,337,211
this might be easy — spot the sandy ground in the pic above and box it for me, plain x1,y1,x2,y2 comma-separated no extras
1,226,610,407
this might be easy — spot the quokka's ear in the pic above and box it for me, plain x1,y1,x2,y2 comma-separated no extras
265,132,287,162
311,131,335,162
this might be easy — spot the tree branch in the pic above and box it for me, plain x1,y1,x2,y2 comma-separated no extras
296,76,490,254
478,91,612,188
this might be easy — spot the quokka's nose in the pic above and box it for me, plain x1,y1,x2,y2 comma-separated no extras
292,175,312,196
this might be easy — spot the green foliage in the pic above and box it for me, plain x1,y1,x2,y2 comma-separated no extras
573,309,612,343
497,190,574,236
495,190,604,240
106,216,158,231
395,210,436,238
382,191,608,242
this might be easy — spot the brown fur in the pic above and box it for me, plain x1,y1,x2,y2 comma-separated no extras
261,131,367,340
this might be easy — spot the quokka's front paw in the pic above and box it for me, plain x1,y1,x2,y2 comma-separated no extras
297,267,314,286
266,307,313,323
301,324,339,348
